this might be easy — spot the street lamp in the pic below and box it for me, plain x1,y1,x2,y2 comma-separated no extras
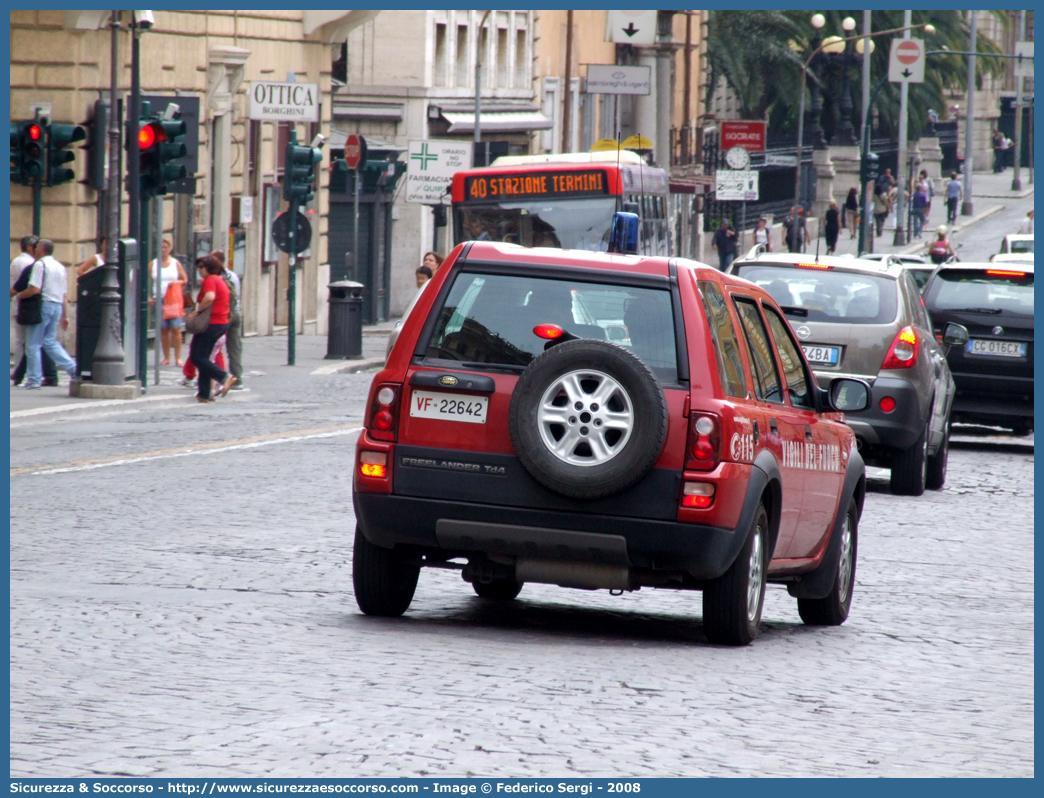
792,21,934,228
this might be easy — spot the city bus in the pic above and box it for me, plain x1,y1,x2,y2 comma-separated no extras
449,150,671,255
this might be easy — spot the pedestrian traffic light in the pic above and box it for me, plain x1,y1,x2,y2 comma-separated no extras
10,119,45,185
139,113,187,197
283,135,322,204
46,122,86,186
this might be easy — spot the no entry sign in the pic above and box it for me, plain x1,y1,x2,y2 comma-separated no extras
721,121,765,153
345,134,367,170
889,39,925,83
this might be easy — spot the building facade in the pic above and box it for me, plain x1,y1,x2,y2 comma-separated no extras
10,9,374,354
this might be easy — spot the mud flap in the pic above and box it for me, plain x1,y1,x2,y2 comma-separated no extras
788,448,865,600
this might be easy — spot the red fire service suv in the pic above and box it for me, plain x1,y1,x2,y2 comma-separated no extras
353,223,871,645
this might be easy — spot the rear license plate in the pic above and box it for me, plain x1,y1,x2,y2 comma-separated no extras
967,339,1027,358
409,390,489,424
802,345,841,365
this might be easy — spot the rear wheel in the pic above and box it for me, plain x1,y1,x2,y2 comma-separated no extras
703,504,768,646
472,579,524,600
891,419,928,496
352,526,419,617
798,499,858,626
925,417,950,491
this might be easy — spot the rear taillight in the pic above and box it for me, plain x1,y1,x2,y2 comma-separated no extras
686,411,721,471
359,450,388,478
882,326,919,370
369,383,401,441
681,481,715,509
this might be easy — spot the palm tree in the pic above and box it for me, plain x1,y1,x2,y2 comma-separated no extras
706,10,1008,139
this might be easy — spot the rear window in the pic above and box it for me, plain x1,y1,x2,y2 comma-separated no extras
1008,238,1034,254
733,263,899,324
927,268,1034,316
424,272,679,383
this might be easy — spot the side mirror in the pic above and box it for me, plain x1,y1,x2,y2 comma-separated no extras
942,322,969,348
608,212,640,255
829,378,871,412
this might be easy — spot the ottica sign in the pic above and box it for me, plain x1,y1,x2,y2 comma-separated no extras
249,82,319,122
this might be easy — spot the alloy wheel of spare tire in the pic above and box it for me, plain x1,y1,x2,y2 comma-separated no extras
509,339,668,500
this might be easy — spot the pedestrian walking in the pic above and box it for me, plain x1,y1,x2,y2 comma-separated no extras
422,251,444,275
14,239,77,389
910,184,929,238
210,250,242,389
928,225,957,265
784,207,808,253
1018,210,1033,235
415,265,433,289
9,234,57,386
944,172,962,224
843,187,859,239
873,190,889,237
824,201,840,255
992,129,1006,173
185,255,235,403
917,170,933,218
75,236,107,277
149,237,189,366
711,219,737,270
752,217,771,252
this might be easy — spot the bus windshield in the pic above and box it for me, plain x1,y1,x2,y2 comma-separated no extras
454,197,617,251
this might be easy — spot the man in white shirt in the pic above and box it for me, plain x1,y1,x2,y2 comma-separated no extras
1018,210,1033,235
15,239,77,388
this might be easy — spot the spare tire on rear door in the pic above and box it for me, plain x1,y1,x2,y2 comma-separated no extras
508,339,669,500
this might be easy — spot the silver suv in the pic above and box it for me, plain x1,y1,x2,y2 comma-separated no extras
729,251,962,495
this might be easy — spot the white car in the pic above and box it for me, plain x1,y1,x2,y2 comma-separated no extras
998,234,1033,256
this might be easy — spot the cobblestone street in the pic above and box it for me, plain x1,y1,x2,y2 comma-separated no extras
9,335,1034,777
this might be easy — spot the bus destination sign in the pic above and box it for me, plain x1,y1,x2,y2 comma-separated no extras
464,169,610,202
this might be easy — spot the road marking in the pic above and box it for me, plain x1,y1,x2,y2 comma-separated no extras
11,424,364,476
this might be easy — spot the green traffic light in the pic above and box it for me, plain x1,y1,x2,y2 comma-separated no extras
45,122,86,186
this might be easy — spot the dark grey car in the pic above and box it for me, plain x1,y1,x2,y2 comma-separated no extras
729,252,960,495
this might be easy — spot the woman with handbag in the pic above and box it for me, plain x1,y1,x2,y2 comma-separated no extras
149,237,189,366
185,255,236,402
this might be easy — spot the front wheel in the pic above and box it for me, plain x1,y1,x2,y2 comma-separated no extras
703,504,768,646
798,499,858,626
352,526,419,617
891,419,928,496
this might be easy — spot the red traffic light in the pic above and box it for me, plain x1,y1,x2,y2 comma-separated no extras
26,124,41,141
139,122,166,150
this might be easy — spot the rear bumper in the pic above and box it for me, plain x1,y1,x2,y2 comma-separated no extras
353,492,744,581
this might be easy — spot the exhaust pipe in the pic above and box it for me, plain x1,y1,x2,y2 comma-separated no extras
515,559,631,591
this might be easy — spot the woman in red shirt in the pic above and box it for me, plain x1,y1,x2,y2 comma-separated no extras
185,255,236,402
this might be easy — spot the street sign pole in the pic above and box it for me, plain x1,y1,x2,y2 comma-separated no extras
892,12,913,246
288,197,296,366
153,194,163,386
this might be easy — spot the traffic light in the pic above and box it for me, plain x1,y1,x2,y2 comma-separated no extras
860,151,880,185
46,122,86,186
10,119,45,185
139,112,187,197
283,135,322,204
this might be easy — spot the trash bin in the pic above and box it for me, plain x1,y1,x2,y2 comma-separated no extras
326,280,364,359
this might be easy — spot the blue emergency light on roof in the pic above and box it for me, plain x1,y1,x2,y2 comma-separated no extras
608,212,640,255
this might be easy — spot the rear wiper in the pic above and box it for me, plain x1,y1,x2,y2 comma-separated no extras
780,305,809,317
461,361,526,373
947,307,1002,315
